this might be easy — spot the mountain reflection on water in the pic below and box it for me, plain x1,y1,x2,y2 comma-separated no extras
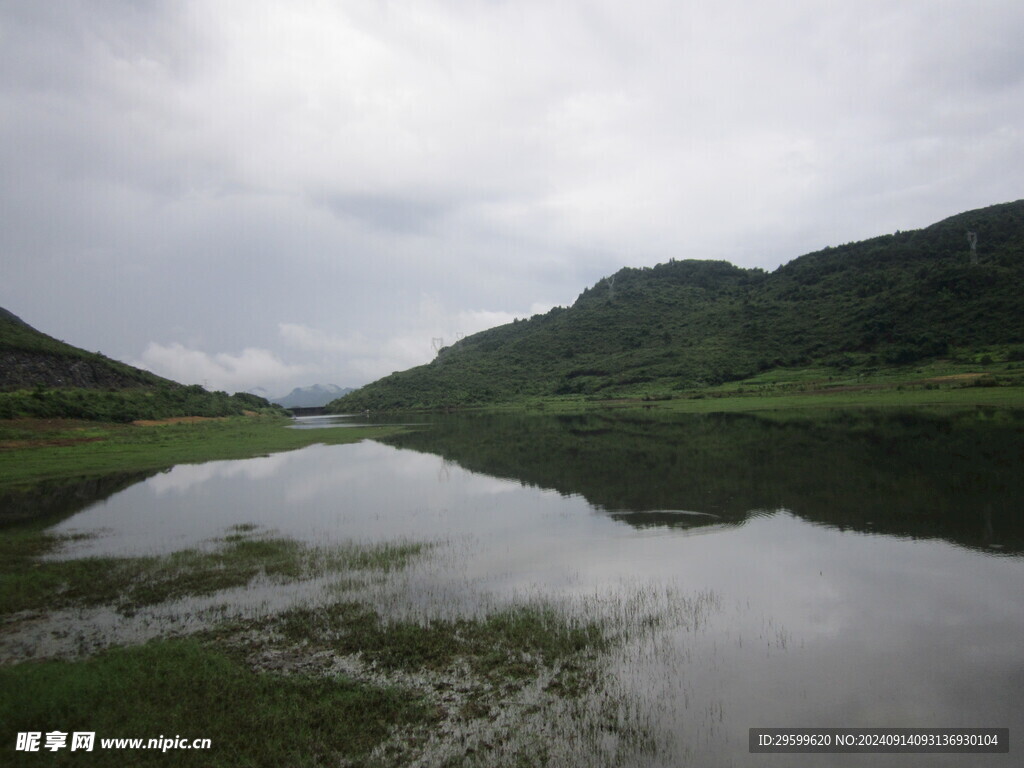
382,408,1024,554
8,408,1021,558
0,471,158,529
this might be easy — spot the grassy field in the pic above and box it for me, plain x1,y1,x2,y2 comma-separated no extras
7,376,1018,506
479,363,1024,415
646,381,1024,413
0,415,406,490
4,363,1021,492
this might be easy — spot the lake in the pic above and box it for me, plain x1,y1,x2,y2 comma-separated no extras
10,407,1024,766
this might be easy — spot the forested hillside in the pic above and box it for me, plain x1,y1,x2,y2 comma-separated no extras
330,200,1024,411
0,308,282,421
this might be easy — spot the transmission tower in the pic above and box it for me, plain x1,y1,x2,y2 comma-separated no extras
966,231,978,265
431,337,445,353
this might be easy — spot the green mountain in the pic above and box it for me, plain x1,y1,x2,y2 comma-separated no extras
0,308,281,421
329,200,1024,411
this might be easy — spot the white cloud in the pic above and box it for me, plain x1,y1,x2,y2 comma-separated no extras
148,452,295,495
134,342,314,393
279,321,426,383
279,298,554,384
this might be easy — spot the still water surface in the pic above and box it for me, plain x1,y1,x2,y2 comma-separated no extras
41,409,1024,765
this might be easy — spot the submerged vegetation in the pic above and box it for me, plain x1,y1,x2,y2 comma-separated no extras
0,526,441,767
330,200,1024,411
0,523,426,617
0,512,676,767
275,600,606,679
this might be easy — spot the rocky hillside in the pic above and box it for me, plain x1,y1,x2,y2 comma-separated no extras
0,308,169,391
0,307,281,421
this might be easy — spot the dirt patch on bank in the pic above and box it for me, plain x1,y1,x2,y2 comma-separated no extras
1,417,100,432
0,436,106,450
0,418,112,449
131,416,228,427
922,373,986,383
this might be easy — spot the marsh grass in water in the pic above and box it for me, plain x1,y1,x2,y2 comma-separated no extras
1,508,723,767
275,601,607,684
0,515,662,768
0,525,444,767
232,600,652,767
0,524,427,617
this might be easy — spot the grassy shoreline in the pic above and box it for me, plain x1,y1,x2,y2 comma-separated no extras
323,358,1024,415
0,416,407,490
4,380,1022,491
507,381,1024,414
345,378,1024,416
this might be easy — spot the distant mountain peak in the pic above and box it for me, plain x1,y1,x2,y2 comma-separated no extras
274,383,354,408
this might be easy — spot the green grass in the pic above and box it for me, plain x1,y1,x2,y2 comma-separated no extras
0,525,427,617
648,381,1024,413
0,638,438,767
471,379,1024,416
0,508,442,767
0,592,614,767
439,354,1024,416
0,416,408,490
276,601,606,684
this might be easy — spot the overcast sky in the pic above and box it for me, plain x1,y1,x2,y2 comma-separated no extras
2,1,1022,394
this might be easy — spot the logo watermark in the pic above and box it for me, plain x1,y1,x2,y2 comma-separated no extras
15,732,210,753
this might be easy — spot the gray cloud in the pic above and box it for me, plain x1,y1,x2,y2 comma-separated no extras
2,0,1022,392
315,193,453,234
